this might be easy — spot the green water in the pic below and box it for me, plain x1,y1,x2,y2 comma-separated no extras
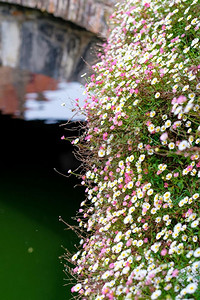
0,116,83,300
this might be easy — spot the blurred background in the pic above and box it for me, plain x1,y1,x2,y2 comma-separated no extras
0,1,115,299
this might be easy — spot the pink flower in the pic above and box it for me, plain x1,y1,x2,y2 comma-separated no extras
109,263,114,269
187,209,193,216
177,95,187,104
126,239,132,247
146,144,151,150
149,273,155,279
196,161,200,168
161,248,167,256
126,279,133,285
164,183,168,188
174,172,179,177
102,287,109,295
160,132,168,141
103,132,108,140
172,269,179,277
187,165,193,172
146,120,151,126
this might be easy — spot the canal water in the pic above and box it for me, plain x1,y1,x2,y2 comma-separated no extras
0,67,85,300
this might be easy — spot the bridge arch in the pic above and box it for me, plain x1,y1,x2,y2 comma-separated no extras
0,3,104,82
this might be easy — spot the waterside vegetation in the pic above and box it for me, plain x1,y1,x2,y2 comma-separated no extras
64,0,200,299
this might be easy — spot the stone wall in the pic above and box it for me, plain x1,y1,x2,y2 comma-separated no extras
0,0,118,37
0,4,101,82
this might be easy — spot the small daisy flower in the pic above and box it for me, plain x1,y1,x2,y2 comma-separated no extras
186,282,198,294
193,248,200,257
155,92,160,98
151,290,161,299
182,85,189,91
151,78,158,85
168,142,175,150
98,149,105,157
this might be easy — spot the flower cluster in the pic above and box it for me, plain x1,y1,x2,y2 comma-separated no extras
66,0,200,299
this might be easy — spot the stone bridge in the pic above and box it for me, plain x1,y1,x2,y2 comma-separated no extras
0,0,116,36
0,0,117,82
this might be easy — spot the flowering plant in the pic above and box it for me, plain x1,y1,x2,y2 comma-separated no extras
64,0,200,299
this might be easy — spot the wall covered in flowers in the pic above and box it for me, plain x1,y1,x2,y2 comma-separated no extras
65,0,200,299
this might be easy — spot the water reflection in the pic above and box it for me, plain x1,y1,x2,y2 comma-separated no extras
0,66,86,122
0,67,85,299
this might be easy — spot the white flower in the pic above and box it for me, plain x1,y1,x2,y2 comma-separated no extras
193,193,199,200
165,120,171,128
127,181,133,189
166,173,172,180
151,290,161,299
168,142,175,150
186,282,198,294
150,111,156,117
122,266,130,274
192,261,200,270
151,78,158,85
101,270,110,279
137,240,143,247
184,102,194,112
139,154,145,161
191,38,199,46
114,231,123,242
194,248,200,257
155,92,160,98
73,283,82,292
188,93,195,99
151,242,161,253
98,149,105,157
178,140,189,151
92,262,99,271
174,106,182,115
72,251,80,261
182,84,189,91
124,215,133,224
191,220,199,228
